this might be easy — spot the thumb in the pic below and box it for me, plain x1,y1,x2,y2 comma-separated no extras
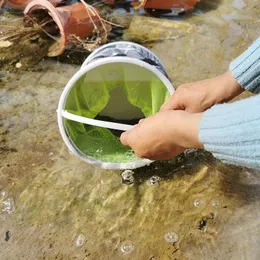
120,131,129,146
160,93,184,111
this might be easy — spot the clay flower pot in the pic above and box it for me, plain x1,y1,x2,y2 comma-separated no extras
0,0,63,10
132,0,200,11
24,0,102,57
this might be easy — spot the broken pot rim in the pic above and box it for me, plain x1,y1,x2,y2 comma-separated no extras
132,0,147,10
24,0,66,56
57,56,174,170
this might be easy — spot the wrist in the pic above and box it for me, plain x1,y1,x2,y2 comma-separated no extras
186,112,204,149
216,71,244,103
172,111,204,149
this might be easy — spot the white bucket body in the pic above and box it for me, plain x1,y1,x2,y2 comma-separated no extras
57,41,174,170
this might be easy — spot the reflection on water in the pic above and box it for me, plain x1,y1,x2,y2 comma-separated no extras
1,0,260,259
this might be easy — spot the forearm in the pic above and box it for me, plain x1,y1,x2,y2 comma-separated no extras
230,37,260,94
198,95,260,169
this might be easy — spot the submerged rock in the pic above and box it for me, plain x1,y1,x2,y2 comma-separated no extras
123,15,192,43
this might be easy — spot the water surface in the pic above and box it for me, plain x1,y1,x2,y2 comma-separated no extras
1,0,260,259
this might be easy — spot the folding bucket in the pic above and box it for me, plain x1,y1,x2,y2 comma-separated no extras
57,41,174,170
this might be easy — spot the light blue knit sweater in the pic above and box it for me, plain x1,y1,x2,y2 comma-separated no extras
199,38,260,169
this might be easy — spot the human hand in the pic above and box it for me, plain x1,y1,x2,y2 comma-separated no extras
160,71,243,113
120,110,203,160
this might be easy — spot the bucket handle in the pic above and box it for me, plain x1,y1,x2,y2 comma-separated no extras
61,110,134,132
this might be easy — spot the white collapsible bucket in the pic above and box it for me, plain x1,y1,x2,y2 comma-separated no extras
57,41,174,170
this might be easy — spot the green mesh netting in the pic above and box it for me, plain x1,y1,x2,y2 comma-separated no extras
64,62,170,163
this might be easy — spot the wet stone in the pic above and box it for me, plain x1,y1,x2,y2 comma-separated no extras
198,219,207,230
5,231,10,242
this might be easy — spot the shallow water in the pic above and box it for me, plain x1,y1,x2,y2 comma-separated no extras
1,0,260,259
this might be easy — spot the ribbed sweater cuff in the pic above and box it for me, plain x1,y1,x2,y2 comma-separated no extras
199,95,260,169
229,37,260,94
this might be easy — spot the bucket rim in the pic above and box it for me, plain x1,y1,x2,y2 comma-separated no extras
81,41,165,69
57,56,174,170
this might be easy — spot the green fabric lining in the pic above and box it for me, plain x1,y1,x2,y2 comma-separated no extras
64,63,170,163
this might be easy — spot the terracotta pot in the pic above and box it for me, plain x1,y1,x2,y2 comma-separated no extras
132,0,200,11
0,0,63,10
24,0,102,57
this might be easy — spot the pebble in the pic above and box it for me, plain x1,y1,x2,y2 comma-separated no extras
15,62,22,69
0,40,13,48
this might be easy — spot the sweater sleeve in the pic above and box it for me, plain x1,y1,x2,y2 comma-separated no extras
199,95,260,169
229,37,260,94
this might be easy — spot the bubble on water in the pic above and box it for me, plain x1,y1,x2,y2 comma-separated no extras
193,198,205,208
120,242,134,254
212,199,221,208
101,194,107,200
149,176,161,186
2,198,15,214
80,208,91,216
121,170,135,185
184,148,197,156
164,232,179,243
75,234,85,247
1,190,7,197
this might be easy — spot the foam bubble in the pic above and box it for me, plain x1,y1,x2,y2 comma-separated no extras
193,198,205,208
120,242,134,254
121,170,135,185
2,198,15,214
164,232,179,243
75,234,85,247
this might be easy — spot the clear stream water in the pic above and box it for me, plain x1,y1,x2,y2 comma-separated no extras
1,0,260,259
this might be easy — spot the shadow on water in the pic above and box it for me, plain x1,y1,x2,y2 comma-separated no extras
194,0,223,13
217,163,260,202
133,149,260,204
